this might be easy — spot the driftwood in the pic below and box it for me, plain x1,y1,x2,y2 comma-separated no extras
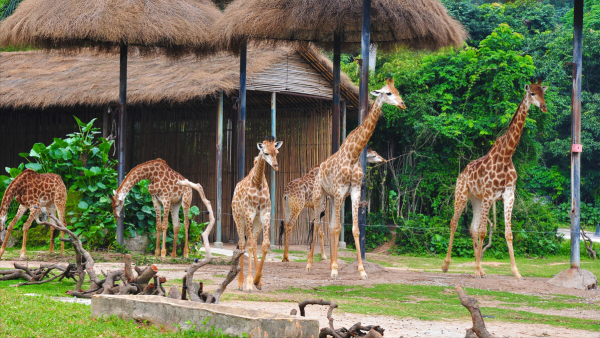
581,229,597,260
456,286,494,338
296,299,385,338
0,262,78,287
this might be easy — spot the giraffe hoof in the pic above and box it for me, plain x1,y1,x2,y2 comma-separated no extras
359,271,368,280
282,258,290,262
513,273,523,280
322,255,328,260
330,271,338,279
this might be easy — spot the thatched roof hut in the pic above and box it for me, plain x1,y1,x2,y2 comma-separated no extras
0,0,222,53
0,45,359,109
215,0,468,51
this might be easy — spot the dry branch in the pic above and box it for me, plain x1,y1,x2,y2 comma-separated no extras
176,179,216,258
124,254,135,282
456,286,494,338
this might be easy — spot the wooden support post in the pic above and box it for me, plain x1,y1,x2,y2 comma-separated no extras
237,42,247,183
332,33,341,155
270,92,276,246
339,100,347,249
103,107,109,139
117,44,128,245
215,90,224,249
358,0,371,260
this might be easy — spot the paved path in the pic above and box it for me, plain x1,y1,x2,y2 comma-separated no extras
558,228,600,243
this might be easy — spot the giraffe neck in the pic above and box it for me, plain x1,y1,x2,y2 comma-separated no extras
252,155,266,187
341,98,383,160
116,166,154,200
496,95,531,158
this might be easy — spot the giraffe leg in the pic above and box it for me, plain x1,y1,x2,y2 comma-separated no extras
170,202,182,258
160,200,172,259
253,208,270,290
233,208,246,290
503,187,522,279
319,199,330,260
152,196,163,257
282,195,302,262
307,185,325,273
473,198,491,278
349,189,366,280
244,213,256,292
442,178,468,272
0,205,27,259
20,208,39,260
182,193,192,258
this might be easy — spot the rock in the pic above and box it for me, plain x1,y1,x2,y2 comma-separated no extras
339,260,386,274
548,268,597,290
124,234,150,254
0,229,19,248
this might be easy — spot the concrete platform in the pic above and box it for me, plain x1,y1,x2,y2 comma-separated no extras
91,295,319,338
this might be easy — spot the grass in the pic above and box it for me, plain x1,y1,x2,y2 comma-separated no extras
366,254,600,278
273,283,600,332
0,279,240,337
270,249,305,255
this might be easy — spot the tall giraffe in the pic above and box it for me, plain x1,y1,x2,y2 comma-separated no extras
280,148,386,263
442,80,548,279
110,159,193,258
312,79,406,279
0,169,67,259
232,136,282,292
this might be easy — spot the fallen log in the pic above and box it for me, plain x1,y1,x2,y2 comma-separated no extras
456,286,494,338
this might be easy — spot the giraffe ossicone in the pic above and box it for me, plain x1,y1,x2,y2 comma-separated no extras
232,136,282,292
442,79,549,279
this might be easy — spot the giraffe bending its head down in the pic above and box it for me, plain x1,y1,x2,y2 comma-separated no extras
312,78,405,280
280,147,387,263
0,169,67,259
232,136,282,292
442,80,548,279
110,159,193,258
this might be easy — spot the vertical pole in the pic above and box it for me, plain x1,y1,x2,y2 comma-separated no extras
339,100,347,249
270,92,277,246
358,0,371,260
237,42,247,183
116,44,127,245
215,90,224,249
570,0,583,270
103,107,109,139
332,33,341,155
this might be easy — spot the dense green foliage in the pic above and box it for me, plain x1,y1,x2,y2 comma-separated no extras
342,0,600,257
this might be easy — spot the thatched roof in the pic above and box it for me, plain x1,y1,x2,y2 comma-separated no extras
215,0,468,52
0,0,222,54
0,46,360,109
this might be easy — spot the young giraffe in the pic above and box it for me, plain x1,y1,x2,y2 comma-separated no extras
280,148,386,263
110,159,193,258
442,80,548,279
311,78,406,279
0,169,67,259
232,136,282,292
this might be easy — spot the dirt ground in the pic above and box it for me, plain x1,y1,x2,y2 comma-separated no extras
2,244,599,338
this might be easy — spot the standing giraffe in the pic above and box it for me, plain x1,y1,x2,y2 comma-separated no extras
232,136,282,292
442,80,548,279
280,148,386,263
110,159,193,258
311,78,406,279
0,169,67,259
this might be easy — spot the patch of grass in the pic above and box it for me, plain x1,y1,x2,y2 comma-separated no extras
338,256,354,263
270,249,305,255
375,253,600,278
276,283,599,331
0,280,241,337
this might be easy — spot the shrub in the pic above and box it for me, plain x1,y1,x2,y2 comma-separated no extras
344,211,392,252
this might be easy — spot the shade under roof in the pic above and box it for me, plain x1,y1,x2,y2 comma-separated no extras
0,0,222,54
215,0,468,52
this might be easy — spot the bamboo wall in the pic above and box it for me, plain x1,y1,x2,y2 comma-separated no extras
0,91,333,246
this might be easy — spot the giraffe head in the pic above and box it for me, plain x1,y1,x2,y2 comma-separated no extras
257,136,283,171
110,189,127,220
525,79,548,113
367,147,386,164
370,78,406,110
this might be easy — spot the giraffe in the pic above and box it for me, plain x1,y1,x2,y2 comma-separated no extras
110,159,193,258
441,80,548,279
311,78,406,279
232,136,282,292
280,147,387,263
0,169,67,259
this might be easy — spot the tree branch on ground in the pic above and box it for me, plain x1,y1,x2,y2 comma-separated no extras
456,286,494,338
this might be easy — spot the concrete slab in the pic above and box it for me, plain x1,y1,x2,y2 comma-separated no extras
91,295,319,338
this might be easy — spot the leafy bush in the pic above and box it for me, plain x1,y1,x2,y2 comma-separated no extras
343,211,392,252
